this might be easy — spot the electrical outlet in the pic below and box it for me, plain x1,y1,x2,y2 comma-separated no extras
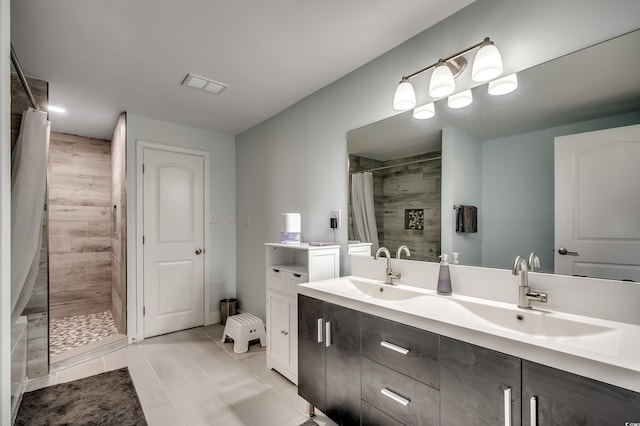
330,209,341,228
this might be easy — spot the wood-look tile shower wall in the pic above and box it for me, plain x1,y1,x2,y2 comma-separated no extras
110,113,126,334
349,152,441,262
48,133,112,319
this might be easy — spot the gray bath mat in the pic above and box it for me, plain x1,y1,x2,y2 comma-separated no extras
15,367,147,425
299,420,318,426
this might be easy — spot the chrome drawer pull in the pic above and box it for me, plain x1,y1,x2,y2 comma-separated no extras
380,340,410,355
504,387,511,426
530,396,537,425
325,322,331,347
381,388,410,407
317,318,323,343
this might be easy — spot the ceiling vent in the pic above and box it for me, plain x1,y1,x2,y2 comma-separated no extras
181,73,228,95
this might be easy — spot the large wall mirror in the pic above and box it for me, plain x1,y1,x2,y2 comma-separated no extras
347,29,640,278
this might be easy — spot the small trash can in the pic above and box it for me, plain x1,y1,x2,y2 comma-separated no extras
220,298,238,325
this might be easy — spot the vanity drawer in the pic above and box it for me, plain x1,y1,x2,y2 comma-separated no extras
361,313,440,389
362,357,439,426
287,272,308,295
362,400,405,426
266,268,287,293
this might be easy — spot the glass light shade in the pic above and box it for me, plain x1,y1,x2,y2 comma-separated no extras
472,43,503,82
447,89,473,109
488,73,518,95
413,102,435,119
393,79,416,110
429,63,456,98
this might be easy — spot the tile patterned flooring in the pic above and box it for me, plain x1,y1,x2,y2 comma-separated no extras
49,311,120,356
26,324,338,426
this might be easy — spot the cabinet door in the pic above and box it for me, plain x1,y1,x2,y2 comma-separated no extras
325,302,361,425
440,337,522,426
298,295,326,412
308,248,339,281
288,297,298,378
522,360,640,425
267,291,291,369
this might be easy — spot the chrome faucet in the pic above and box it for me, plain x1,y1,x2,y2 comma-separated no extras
374,247,401,285
396,245,411,259
512,255,548,309
528,252,541,272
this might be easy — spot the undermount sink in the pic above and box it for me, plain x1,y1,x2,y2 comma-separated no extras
451,298,616,338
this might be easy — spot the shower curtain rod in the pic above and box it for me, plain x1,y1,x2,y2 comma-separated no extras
350,156,441,174
10,43,39,110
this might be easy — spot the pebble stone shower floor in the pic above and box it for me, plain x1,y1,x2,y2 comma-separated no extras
49,311,119,356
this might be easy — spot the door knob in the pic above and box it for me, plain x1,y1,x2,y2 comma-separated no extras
558,247,579,256
195,248,203,255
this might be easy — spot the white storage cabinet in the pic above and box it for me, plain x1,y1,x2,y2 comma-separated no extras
265,243,340,384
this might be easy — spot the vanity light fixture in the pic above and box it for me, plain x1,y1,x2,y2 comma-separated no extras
447,89,473,109
429,61,456,98
393,77,417,110
413,102,435,119
392,37,504,112
471,39,504,82
488,73,518,95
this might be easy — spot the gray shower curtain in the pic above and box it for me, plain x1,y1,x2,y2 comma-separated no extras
11,108,50,323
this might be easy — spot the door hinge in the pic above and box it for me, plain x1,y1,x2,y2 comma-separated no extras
142,164,145,174
142,235,145,244
143,306,146,316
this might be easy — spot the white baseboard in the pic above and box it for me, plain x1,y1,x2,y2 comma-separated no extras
207,311,221,325
206,308,244,325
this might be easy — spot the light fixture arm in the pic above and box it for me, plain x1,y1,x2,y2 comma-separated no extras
400,37,491,81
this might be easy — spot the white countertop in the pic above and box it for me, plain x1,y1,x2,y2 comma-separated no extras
299,276,640,393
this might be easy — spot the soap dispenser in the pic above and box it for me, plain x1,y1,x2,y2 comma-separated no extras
451,252,460,265
437,253,452,295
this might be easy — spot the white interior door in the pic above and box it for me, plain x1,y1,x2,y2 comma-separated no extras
555,124,640,281
143,147,204,338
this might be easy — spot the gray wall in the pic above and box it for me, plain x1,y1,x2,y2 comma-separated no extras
442,127,482,266
236,0,640,320
481,110,640,271
125,114,236,337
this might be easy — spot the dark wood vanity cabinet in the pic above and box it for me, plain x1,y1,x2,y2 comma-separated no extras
440,337,522,426
299,296,640,425
522,360,640,425
297,295,361,425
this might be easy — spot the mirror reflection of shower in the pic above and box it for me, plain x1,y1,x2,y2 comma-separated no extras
349,151,441,262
